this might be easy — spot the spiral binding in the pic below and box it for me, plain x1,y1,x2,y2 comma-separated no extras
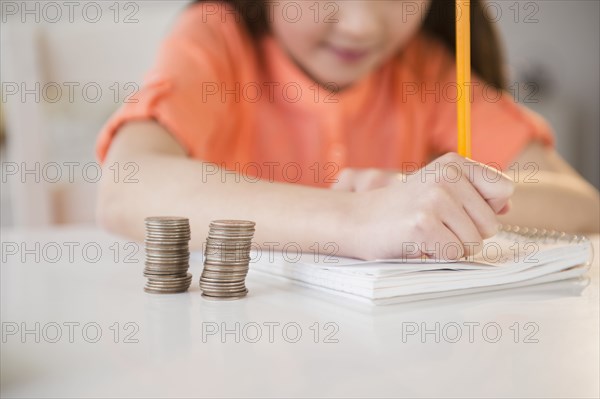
498,224,594,268
498,224,589,244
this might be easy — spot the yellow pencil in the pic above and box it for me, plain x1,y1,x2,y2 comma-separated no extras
456,0,471,158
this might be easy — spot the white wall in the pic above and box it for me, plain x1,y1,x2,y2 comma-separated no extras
495,0,599,187
1,1,192,226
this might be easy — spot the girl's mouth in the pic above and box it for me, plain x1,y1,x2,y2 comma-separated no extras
326,44,370,63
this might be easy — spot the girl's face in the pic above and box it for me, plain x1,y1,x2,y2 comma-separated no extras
269,0,431,90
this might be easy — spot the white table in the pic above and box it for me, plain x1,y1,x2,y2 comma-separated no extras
1,226,598,398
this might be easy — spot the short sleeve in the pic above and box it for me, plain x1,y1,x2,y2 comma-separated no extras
95,2,253,162
424,37,555,170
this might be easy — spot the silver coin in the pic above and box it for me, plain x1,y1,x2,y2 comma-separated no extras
145,227,191,233
207,236,254,242
199,279,246,287
145,240,190,246
208,229,255,237
202,260,249,266
145,252,189,258
201,269,246,275
208,228,254,234
145,230,189,236
204,255,251,263
147,281,192,289
202,263,250,270
144,262,189,268
208,228,255,234
144,286,189,294
201,293,247,301
143,271,188,278
145,255,189,261
207,229,254,234
146,235,191,241
199,280,245,287
145,260,190,266
209,219,255,227
145,262,189,268
145,250,190,256
147,275,192,282
204,250,251,257
200,287,249,296
143,266,188,273
206,235,253,240
204,247,252,254
200,280,247,288
205,242,253,248
144,272,188,279
144,283,189,290
200,285,246,292
201,268,247,274
204,247,251,254
201,266,249,274
200,289,246,296
201,267,249,274
144,268,189,275
147,283,192,289
145,223,189,229
204,248,250,254
146,252,190,262
200,270,247,278
203,259,250,266
149,273,192,281
144,227,189,233
208,229,254,235
143,266,189,273
146,236,191,242
203,253,251,261
205,237,253,243
200,276,247,283
145,247,189,253
145,216,189,223
200,278,246,285
143,265,188,272
146,229,191,235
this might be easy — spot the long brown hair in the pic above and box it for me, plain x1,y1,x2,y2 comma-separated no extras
194,0,507,90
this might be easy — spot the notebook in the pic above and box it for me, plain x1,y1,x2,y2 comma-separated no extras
248,225,593,305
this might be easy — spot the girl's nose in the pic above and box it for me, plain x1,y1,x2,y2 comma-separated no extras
332,1,381,43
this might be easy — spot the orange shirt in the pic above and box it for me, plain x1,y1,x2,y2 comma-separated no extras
96,2,553,187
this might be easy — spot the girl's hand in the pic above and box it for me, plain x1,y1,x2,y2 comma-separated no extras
346,153,514,261
331,168,400,192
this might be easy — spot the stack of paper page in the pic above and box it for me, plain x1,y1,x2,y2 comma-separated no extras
250,228,593,305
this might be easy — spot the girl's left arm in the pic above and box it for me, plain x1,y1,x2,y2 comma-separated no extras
496,142,599,233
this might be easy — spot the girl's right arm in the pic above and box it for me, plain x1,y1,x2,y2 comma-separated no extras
97,121,513,260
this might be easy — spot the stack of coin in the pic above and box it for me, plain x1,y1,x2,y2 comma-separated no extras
200,220,256,300
143,216,192,294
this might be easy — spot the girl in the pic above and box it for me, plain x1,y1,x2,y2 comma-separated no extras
96,0,599,260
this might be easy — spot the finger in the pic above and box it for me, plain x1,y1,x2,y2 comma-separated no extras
422,221,465,261
330,169,356,191
443,171,500,238
439,198,484,257
463,159,514,214
437,153,514,213
497,199,512,215
356,170,392,191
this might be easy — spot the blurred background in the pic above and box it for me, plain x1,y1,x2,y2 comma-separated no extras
1,0,599,227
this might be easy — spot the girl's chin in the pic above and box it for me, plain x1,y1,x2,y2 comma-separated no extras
303,62,374,92
315,74,369,92
316,64,379,91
